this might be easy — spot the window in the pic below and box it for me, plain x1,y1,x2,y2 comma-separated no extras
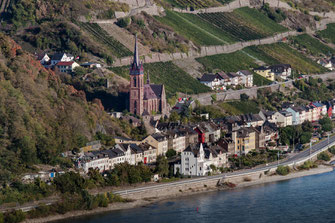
133,77,137,87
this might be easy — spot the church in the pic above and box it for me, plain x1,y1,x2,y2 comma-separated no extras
129,36,167,116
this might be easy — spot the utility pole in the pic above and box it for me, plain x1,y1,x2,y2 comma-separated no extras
309,140,312,159
328,133,330,149
277,151,279,165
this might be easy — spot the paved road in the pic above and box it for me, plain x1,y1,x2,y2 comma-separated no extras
114,135,335,195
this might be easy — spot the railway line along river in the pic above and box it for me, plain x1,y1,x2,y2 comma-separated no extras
56,170,335,223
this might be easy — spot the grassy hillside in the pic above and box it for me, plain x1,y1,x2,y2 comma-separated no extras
219,100,260,115
244,43,327,74
290,34,335,56
110,62,211,98
198,7,288,41
317,23,335,45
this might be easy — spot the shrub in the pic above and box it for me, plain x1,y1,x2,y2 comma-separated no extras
166,149,177,159
116,17,131,28
317,151,331,161
276,165,290,176
328,146,335,155
298,160,318,170
240,93,249,101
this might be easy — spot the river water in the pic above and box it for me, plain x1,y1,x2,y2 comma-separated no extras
60,171,335,223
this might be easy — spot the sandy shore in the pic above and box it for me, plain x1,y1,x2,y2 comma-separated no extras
24,164,334,223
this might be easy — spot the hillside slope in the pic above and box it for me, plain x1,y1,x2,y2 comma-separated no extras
0,33,123,181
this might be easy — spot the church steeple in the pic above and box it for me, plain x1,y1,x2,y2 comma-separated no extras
130,34,143,75
133,34,139,67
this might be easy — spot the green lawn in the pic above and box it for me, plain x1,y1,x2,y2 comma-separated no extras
110,62,211,98
244,43,327,74
317,23,335,45
219,100,260,115
290,34,335,56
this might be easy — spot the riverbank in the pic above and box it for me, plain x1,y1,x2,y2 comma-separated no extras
24,164,334,223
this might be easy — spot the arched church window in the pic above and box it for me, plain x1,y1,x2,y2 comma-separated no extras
133,77,137,87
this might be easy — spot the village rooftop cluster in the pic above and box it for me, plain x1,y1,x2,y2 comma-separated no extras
72,98,335,177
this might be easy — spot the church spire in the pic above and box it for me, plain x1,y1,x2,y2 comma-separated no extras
146,71,150,84
133,34,139,67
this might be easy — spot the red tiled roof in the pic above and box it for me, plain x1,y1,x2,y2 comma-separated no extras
56,61,75,66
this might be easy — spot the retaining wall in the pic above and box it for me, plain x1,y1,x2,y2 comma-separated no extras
112,31,298,67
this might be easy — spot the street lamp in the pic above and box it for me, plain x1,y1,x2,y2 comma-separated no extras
277,151,280,166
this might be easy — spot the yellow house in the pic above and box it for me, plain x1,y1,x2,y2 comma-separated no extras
254,66,275,81
142,133,168,156
232,128,256,155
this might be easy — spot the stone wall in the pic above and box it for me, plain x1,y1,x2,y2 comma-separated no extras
172,0,251,13
112,31,298,67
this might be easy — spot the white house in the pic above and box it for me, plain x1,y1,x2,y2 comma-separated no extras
217,71,231,87
56,61,80,73
36,52,50,66
51,53,74,66
227,72,240,86
199,73,223,90
317,59,333,70
270,64,292,80
237,70,253,87
174,143,227,176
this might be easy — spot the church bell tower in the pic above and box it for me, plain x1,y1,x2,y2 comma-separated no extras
129,35,144,116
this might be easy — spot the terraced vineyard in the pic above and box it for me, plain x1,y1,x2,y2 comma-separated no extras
198,7,288,41
244,43,328,74
156,8,287,46
78,22,132,58
155,10,235,46
317,23,335,45
196,51,259,72
110,61,211,97
165,0,222,9
290,34,335,56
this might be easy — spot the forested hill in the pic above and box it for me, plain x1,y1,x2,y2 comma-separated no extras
0,33,120,182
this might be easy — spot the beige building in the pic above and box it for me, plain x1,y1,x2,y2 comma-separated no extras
273,111,293,127
143,133,168,156
232,128,256,155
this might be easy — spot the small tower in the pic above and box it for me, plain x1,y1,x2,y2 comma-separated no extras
129,35,144,115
